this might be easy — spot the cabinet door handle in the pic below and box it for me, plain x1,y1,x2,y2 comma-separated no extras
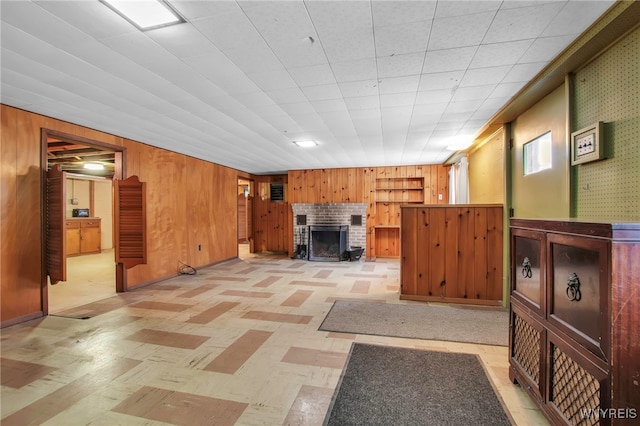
521,257,532,278
566,272,582,302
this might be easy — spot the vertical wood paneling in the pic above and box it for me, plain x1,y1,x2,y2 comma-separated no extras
400,207,418,295
428,208,446,297
252,175,289,253
400,205,503,305
1,106,242,326
17,111,45,315
473,207,488,300
458,207,474,299
1,106,19,321
416,208,430,296
444,207,459,298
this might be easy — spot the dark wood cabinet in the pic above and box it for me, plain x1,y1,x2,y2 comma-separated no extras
509,219,640,425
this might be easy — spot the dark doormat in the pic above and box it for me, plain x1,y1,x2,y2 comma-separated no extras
324,343,512,426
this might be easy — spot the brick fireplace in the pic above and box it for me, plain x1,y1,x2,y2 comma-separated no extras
291,203,367,261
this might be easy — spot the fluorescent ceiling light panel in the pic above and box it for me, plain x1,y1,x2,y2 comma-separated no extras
101,0,185,31
293,140,318,148
84,163,105,170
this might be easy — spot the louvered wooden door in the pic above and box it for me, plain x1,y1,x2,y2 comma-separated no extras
46,165,67,284
115,176,147,269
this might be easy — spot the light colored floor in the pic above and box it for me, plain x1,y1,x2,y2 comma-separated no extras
2,244,548,425
48,249,116,313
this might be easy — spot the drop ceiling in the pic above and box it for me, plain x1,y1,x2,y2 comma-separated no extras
0,0,615,174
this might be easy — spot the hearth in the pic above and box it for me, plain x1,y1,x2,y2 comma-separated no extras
309,225,348,262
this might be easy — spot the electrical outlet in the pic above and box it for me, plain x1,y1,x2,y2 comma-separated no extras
438,193,443,200
198,244,201,251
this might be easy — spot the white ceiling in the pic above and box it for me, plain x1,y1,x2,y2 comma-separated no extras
0,0,615,174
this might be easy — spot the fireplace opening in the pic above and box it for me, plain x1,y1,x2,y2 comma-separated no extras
309,225,348,262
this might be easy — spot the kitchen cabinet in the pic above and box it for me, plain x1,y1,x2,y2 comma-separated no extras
509,218,640,425
66,218,101,256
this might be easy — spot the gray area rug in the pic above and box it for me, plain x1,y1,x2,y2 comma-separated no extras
319,301,508,346
325,343,512,426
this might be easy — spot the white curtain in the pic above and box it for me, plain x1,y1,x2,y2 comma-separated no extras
448,165,456,204
449,156,470,204
457,156,469,204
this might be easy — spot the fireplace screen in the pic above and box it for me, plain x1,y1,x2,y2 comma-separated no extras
309,225,348,261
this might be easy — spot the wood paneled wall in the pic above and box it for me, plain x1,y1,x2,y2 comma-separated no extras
252,175,290,253
288,165,450,258
400,204,504,305
1,105,239,326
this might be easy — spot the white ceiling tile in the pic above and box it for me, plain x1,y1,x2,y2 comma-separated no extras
330,58,377,83
380,93,416,108
339,80,380,98
349,108,382,121
34,0,136,39
503,62,547,84
171,1,236,19
489,83,526,99
319,26,375,63
411,103,448,119
483,2,565,44
452,85,496,102
543,1,615,37
344,96,380,111
444,100,484,114
435,1,501,18
191,10,263,51
470,40,534,69
306,1,373,36
415,89,452,105
422,47,476,74
266,88,309,105
310,99,349,113
371,1,436,26
246,69,298,91
377,52,425,78
378,75,420,95
374,21,431,56
418,71,465,91
270,40,328,68
301,83,343,101
460,65,512,87
241,1,315,44
520,35,575,63
145,24,215,59
428,12,494,50
216,44,284,73
288,63,336,87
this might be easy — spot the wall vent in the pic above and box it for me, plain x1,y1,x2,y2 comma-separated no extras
270,183,284,202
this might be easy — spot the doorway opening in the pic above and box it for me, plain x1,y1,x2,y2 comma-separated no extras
237,177,254,259
43,129,124,315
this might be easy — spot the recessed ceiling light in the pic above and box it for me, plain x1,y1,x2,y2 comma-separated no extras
84,163,105,170
293,140,318,148
100,0,185,31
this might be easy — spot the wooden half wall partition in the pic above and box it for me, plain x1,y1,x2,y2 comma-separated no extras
400,204,504,305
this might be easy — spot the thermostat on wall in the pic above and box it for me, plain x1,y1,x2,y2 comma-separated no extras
571,122,604,165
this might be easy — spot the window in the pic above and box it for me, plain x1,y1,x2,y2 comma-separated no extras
524,132,552,175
